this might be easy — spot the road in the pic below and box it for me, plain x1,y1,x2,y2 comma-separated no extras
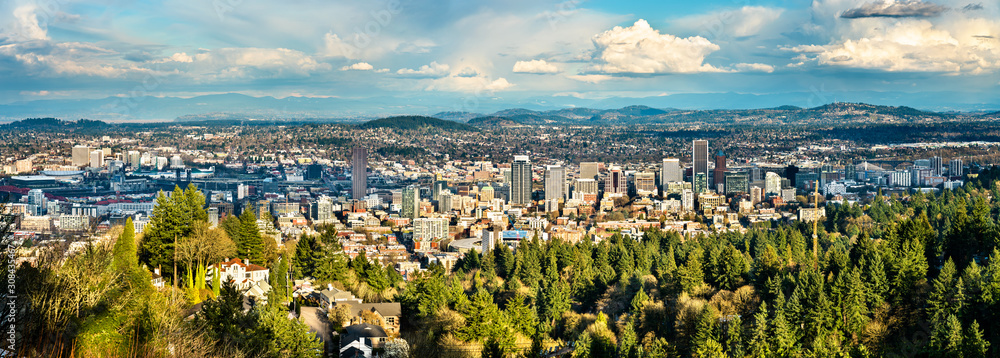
300,306,335,354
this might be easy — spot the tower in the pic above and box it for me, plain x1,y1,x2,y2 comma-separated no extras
544,165,565,201
692,140,709,191
402,185,419,219
352,147,367,199
713,150,726,190
511,155,532,206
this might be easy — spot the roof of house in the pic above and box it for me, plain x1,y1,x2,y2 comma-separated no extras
340,302,402,318
216,257,268,272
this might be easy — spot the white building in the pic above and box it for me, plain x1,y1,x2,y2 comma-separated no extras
212,258,270,290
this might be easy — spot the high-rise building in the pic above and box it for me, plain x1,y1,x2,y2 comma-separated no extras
750,186,763,204
930,156,943,177
713,150,726,188
580,162,600,181
605,166,627,196
432,180,448,201
750,165,763,182
306,163,323,180
633,171,656,196
574,178,598,202
90,150,104,168
352,147,368,199
72,145,91,167
681,189,695,212
544,165,566,201
661,158,682,189
402,185,419,219
765,172,782,197
785,165,799,187
724,172,748,195
692,140,709,190
479,184,495,202
510,156,532,206
693,172,708,194
413,218,449,240
127,150,141,170
949,159,964,177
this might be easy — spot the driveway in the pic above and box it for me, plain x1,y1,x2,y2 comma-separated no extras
300,306,335,354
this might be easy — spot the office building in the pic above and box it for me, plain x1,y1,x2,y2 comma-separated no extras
573,178,598,202
90,150,104,168
765,172,782,197
930,156,943,177
662,158,682,183
605,166,627,197
72,145,91,167
432,180,448,202
633,171,656,196
402,185,419,219
693,172,708,194
949,159,964,177
545,165,566,201
510,156,532,206
479,184,495,202
580,162,600,181
713,150,726,188
352,147,367,199
724,172,748,195
691,140,709,193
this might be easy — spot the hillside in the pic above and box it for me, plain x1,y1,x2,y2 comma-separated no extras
358,115,478,131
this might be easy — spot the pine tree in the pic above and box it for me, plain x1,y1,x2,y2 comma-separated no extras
691,304,717,355
112,217,138,272
749,301,771,358
843,269,869,341
237,207,265,263
963,320,989,358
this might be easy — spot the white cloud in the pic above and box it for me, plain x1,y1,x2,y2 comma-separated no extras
841,0,947,18
154,52,193,63
588,19,725,74
396,61,451,78
673,6,785,39
340,62,374,71
485,78,513,91
567,74,614,83
10,4,48,41
189,47,331,78
732,63,776,73
791,18,1000,72
513,59,560,74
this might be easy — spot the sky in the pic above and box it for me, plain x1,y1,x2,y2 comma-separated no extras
0,0,998,114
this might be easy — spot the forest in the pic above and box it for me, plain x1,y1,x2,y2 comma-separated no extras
7,176,1000,357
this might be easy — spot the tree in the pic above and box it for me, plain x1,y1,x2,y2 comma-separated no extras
236,207,266,263
963,320,989,358
691,304,717,355
384,338,410,358
749,302,771,358
112,217,138,273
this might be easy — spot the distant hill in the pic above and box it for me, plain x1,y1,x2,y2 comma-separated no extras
358,115,478,131
4,118,108,129
431,111,483,123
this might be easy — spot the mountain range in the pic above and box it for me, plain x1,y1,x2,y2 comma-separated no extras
1,91,999,123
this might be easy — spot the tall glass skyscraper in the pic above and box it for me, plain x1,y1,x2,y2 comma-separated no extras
511,155,532,206
352,147,367,199
692,140,709,189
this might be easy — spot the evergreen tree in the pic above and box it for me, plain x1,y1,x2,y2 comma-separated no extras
237,207,265,263
749,302,771,358
691,304,717,355
963,320,989,358
112,217,138,273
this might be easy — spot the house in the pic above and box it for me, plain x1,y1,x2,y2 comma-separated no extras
340,324,388,358
151,267,165,289
319,285,362,308
245,280,272,305
212,258,270,290
335,302,402,334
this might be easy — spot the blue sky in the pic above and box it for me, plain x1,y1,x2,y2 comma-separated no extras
0,0,998,113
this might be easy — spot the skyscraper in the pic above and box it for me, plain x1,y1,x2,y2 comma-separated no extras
580,162,600,181
352,147,367,199
930,156,943,177
765,172,782,197
402,185,419,219
90,150,104,168
661,158,682,185
605,166,627,196
510,155,532,206
949,158,964,177
713,150,726,189
72,145,91,167
544,165,565,201
633,171,656,196
693,172,708,194
692,140,709,189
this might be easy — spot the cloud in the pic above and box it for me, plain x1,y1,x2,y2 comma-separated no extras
789,19,1000,73
11,4,49,41
455,67,480,77
672,6,785,39
396,61,450,78
319,33,361,60
513,59,560,74
588,19,724,75
567,74,614,83
841,0,947,18
340,62,374,71
962,3,983,11
732,63,775,73
154,52,193,63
